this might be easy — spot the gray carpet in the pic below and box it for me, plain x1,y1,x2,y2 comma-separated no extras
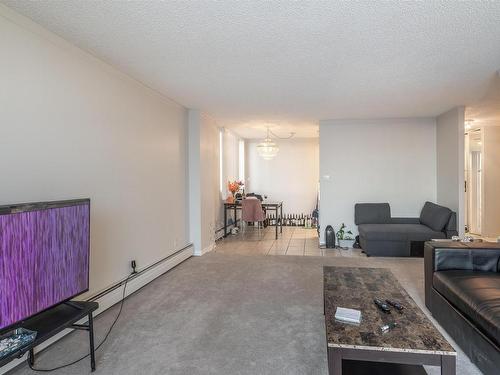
10,253,481,375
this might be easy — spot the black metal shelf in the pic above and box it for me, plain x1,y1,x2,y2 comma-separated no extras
0,301,98,371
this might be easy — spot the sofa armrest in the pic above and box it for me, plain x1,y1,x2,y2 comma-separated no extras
424,242,500,309
390,217,420,224
424,242,439,309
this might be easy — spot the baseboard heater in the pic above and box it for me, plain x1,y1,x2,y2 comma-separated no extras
215,219,242,239
90,243,193,302
0,243,194,374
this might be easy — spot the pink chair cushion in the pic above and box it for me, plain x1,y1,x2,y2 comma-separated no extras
241,198,265,222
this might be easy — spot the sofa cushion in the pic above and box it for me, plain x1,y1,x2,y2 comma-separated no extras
434,249,500,272
354,203,391,225
433,270,500,347
358,224,446,241
420,201,452,232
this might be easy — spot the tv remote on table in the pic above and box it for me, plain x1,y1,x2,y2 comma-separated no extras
374,298,391,314
386,299,404,312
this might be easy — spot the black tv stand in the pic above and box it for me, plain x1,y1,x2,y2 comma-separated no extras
64,300,86,310
0,301,99,372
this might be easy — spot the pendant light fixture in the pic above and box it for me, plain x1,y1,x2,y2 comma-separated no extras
257,128,279,160
256,126,295,160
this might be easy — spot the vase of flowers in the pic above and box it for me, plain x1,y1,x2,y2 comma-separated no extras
227,180,244,203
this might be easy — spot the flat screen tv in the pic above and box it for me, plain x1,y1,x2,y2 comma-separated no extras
0,199,90,333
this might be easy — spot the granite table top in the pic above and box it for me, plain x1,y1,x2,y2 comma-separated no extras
324,267,455,355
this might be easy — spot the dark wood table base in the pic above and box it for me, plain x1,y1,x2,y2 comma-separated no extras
338,359,427,374
328,347,456,375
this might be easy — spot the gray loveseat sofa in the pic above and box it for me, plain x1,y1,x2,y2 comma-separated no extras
355,202,458,257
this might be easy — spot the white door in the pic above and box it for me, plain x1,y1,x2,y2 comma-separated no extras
468,148,482,234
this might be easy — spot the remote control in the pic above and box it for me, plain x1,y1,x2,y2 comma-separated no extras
374,298,391,314
386,299,404,312
380,322,398,333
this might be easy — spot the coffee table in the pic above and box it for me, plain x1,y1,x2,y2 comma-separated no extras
324,267,456,375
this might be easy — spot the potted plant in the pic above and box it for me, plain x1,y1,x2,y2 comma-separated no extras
336,223,355,248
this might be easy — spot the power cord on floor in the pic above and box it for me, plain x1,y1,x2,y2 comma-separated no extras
27,272,134,372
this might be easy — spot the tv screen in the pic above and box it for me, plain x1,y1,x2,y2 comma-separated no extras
0,199,90,332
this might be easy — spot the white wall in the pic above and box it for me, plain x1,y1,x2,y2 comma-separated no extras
0,7,190,297
246,138,319,215
200,113,221,250
188,110,203,255
222,128,240,194
319,118,437,244
482,125,500,237
188,110,221,255
436,107,465,235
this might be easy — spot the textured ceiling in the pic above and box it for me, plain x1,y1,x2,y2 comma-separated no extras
3,1,500,137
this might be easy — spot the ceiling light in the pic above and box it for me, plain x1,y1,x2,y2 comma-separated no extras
465,119,474,130
256,127,295,160
257,128,279,160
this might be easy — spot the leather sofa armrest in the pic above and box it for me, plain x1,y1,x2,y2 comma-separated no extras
425,241,500,309
424,242,437,309
424,241,469,309
390,217,420,224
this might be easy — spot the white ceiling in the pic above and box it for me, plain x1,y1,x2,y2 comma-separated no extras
228,120,318,139
4,1,500,138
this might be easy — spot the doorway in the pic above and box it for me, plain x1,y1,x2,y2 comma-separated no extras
464,128,482,235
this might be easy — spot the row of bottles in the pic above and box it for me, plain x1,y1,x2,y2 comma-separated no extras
265,214,316,228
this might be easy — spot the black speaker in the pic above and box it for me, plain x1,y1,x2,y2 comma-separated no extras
353,235,361,249
325,225,336,248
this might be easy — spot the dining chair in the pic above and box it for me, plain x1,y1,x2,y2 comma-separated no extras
241,198,265,233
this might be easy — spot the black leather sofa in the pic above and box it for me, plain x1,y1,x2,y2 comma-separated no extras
355,202,457,256
425,242,500,375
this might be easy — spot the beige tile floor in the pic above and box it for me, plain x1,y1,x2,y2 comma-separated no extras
215,226,366,257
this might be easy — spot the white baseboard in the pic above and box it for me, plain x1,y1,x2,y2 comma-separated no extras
194,242,215,256
0,245,193,374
